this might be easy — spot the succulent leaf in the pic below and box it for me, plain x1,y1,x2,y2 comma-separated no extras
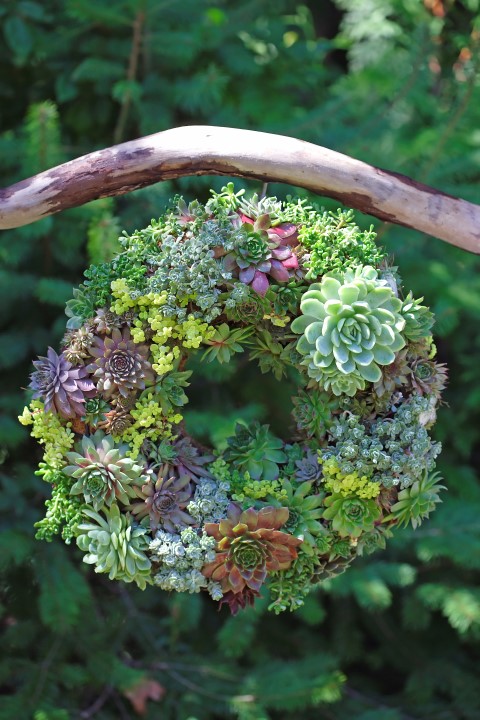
202,324,253,364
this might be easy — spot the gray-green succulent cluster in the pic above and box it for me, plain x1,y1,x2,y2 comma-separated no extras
136,214,240,322
322,396,442,489
187,477,231,525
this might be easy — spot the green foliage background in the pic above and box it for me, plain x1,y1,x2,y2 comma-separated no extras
1,1,480,718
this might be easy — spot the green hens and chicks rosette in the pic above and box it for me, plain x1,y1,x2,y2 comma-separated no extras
20,184,447,614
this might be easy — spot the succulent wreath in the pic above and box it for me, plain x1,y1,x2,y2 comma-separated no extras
20,183,447,614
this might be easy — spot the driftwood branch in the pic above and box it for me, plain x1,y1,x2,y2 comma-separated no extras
0,125,479,253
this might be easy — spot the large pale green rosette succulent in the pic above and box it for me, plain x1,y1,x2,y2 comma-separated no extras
76,504,152,589
291,266,406,393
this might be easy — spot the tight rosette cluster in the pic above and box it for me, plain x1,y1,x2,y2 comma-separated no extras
223,215,300,296
87,327,154,398
292,266,406,394
64,431,146,510
322,493,381,537
76,505,152,589
224,422,287,481
130,472,194,533
202,504,301,596
23,185,445,614
30,347,95,417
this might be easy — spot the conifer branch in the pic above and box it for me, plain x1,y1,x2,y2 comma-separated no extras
113,8,145,145
0,125,479,253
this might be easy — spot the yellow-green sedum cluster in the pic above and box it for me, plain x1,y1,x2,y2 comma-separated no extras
19,400,75,468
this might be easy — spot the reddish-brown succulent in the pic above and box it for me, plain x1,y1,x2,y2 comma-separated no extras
202,504,301,596
218,587,261,615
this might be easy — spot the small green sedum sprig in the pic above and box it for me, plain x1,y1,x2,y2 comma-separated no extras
202,323,254,364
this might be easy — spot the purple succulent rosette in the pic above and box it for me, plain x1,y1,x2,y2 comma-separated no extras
30,347,96,417
20,185,447,613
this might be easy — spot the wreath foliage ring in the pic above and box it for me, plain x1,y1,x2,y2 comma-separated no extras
20,184,447,614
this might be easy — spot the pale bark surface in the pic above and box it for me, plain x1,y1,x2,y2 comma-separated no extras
0,125,479,253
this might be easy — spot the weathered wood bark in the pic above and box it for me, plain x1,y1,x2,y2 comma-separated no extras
0,125,479,253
